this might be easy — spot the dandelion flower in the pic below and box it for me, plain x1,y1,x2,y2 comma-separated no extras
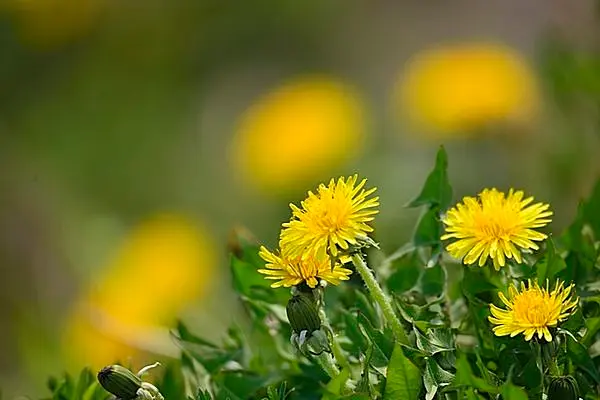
489,280,578,341
395,41,539,136
441,188,552,270
258,246,352,288
230,76,366,195
280,175,379,260
62,214,217,368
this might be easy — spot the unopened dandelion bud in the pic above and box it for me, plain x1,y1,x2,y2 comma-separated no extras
548,375,580,400
286,294,321,334
97,365,142,400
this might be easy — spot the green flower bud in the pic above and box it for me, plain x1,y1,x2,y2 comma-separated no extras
548,375,580,400
98,365,142,400
286,294,321,334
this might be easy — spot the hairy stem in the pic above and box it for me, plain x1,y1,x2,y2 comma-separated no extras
352,253,408,345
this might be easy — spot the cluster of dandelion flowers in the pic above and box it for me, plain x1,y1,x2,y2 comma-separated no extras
441,188,552,270
258,246,352,288
280,175,379,260
489,280,578,341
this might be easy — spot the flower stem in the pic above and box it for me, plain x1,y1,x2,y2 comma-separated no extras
315,352,340,378
352,253,408,345
319,308,351,371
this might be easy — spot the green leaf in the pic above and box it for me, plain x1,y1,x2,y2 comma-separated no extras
408,146,453,210
419,263,445,297
263,382,293,400
213,370,272,400
357,313,394,367
413,207,442,248
465,388,486,400
535,239,567,286
387,252,420,294
230,253,271,297
566,336,600,384
172,322,245,374
453,354,499,394
462,266,501,296
383,343,422,400
501,383,529,400
322,368,351,400
157,362,187,400
582,316,600,346
355,344,374,397
414,328,451,355
423,357,454,400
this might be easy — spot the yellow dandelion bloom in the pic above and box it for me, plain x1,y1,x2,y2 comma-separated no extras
489,280,578,341
258,246,352,288
230,76,366,195
441,188,552,270
62,214,217,369
280,175,379,260
395,42,539,136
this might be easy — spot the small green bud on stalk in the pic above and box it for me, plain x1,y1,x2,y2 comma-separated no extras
286,294,321,334
97,365,142,400
548,375,580,400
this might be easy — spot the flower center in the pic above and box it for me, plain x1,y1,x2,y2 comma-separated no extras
311,199,350,234
512,290,552,327
475,211,516,240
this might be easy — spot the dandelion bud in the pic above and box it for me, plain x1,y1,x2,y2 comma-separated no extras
97,365,142,400
548,375,580,400
286,294,321,334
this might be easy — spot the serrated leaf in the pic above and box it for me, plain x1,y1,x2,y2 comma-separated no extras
428,328,455,351
414,328,447,355
423,357,454,400
408,146,452,210
383,343,422,400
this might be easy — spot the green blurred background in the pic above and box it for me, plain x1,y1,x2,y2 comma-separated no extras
1,0,600,396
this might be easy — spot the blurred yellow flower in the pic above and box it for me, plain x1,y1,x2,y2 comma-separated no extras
5,0,104,49
62,214,217,369
231,76,367,195
395,42,539,136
